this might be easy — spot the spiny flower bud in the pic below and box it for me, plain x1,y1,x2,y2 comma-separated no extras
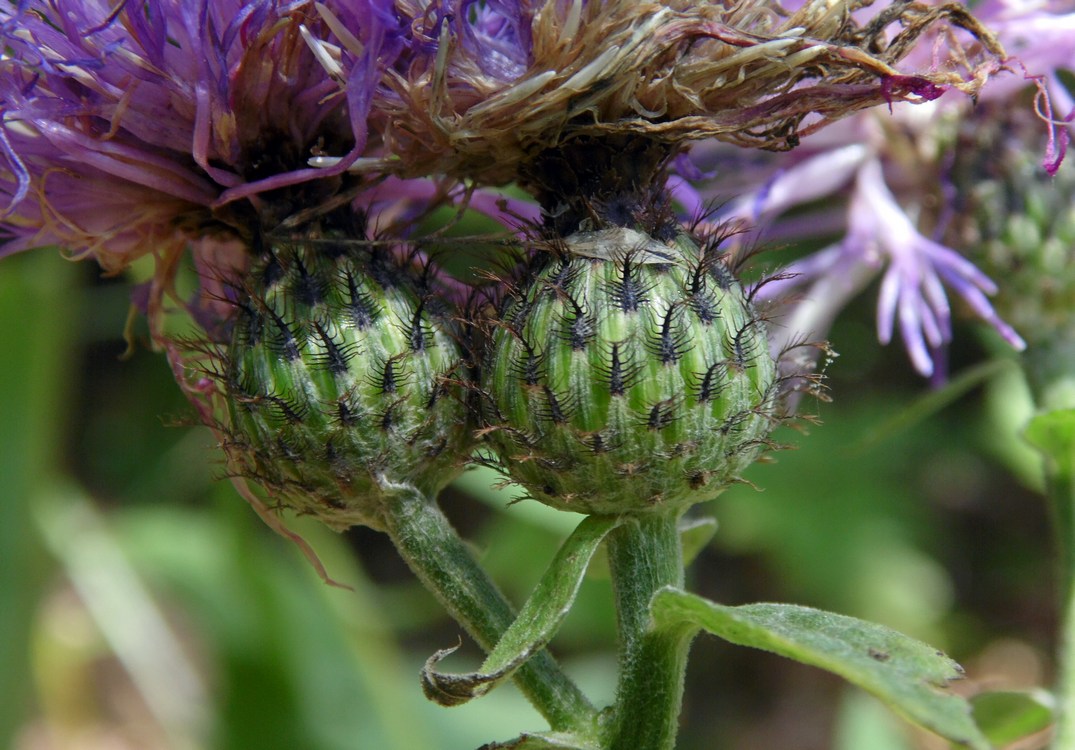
480,229,779,515
218,233,470,530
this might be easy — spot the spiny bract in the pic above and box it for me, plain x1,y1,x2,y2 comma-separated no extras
220,234,470,530
481,230,779,515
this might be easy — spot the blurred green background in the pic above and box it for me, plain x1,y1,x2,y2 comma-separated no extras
0,246,1055,750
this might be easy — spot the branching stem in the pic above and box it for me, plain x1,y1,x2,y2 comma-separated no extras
380,483,597,734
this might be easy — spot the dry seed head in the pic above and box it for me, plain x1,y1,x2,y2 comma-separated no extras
333,0,1005,186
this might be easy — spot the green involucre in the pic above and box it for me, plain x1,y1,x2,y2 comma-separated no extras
222,239,470,530
481,232,778,514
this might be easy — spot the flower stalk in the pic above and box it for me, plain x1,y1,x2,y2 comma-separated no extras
604,510,694,750
379,480,597,734
1021,346,1075,750
1051,472,1075,750
1023,365,1075,750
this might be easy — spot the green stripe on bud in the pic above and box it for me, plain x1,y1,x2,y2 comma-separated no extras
481,231,778,514
221,236,470,530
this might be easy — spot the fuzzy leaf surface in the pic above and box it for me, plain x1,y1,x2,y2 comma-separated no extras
651,589,991,749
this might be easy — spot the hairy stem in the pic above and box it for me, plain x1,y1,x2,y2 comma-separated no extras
605,510,694,750
380,483,596,734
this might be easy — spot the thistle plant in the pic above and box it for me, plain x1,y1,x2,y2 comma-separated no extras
0,0,1060,748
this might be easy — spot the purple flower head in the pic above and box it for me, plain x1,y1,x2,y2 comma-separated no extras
853,160,1025,376
724,140,1026,376
0,1,408,298
710,123,1033,376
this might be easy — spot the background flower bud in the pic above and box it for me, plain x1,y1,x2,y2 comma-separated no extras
952,104,1075,352
480,230,779,515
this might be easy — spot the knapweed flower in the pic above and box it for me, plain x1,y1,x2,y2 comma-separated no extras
688,0,1075,378
0,0,1019,518
0,0,413,343
0,1,486,532
295,0,1010,509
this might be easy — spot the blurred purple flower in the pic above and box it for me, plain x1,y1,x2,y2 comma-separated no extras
853,159,1024,376
687,1,1072,377
973,0,1075,173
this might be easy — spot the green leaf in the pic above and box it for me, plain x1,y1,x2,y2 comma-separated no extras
1024,409,1075,475
422,516,619,707
970,690,1053,746
1024,409,1075,576
584,515,716,580
651,589,991,750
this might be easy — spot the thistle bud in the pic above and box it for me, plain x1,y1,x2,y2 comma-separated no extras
952,106,1075,351
219,233,470,530
950,105,1075,407
481,229,779,515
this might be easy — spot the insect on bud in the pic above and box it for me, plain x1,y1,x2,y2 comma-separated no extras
219,233,471,530
481,229,780,515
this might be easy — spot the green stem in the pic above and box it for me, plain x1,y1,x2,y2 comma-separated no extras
380,483,596,734
605,511,693,750
1051,467,1075,750
1023,341,1075,750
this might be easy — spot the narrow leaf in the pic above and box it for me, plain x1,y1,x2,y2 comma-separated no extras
586,515,716,579
651,589,991,749
680,516,718,568
855,359,1012,452
422,516,619,706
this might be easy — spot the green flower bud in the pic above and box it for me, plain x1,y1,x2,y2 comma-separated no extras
219,235,470,530
953,107,1075,350
480,229,779,515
